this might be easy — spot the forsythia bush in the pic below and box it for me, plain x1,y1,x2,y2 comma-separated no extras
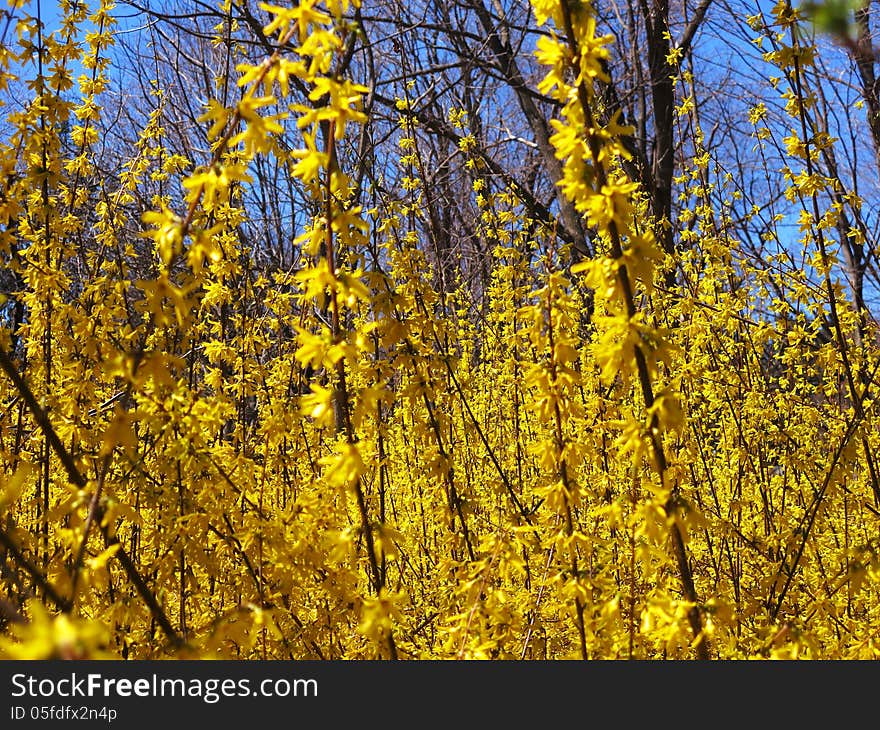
1,0,880,660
